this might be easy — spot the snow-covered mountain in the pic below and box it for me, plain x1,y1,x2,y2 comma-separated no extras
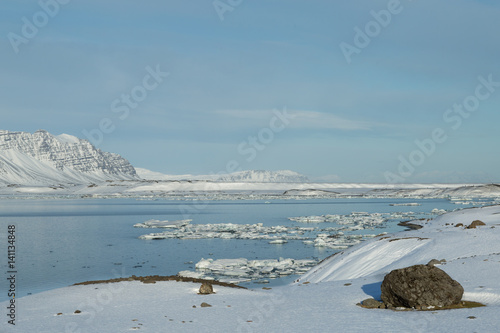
217,170,309,183
0,130,138,185
136,168,309,183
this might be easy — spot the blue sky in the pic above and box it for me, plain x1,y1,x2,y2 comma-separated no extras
1,0,500,183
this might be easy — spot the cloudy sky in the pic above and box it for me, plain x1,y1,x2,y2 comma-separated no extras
1,0,499,183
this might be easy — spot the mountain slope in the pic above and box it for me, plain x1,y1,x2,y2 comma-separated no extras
0,130,138,185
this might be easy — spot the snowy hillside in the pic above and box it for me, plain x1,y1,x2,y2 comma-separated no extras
0,130,138,185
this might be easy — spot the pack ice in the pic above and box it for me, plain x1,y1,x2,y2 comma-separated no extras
178,257,319,284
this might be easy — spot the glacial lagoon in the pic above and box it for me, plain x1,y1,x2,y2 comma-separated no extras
0,197,494,301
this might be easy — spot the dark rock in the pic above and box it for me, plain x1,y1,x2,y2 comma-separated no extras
381,264,463,308
361,298,384,309
397,221,423,230
427,259,446,266
467,220,486,229
455,223,464,228
199,282,214,295
200,302,212,308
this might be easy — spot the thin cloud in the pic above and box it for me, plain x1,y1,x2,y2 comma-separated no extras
216,109,381,131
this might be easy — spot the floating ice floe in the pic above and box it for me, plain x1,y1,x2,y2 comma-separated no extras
178,257,319,284
310,233,365,249
431,208,447,215
288,212,386,226
133,219,191,228
389,203,421,206
269,239,288,244
138,222,313,241
137,211,429,248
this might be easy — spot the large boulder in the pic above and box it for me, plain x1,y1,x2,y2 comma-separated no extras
381,264,464,308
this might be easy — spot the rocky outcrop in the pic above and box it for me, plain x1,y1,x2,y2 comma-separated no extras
381,265,463,308
467,220,486,229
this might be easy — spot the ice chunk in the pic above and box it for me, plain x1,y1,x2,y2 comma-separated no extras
269,239,288,244
134,219,191,228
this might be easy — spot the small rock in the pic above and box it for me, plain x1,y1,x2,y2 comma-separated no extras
56,313,63,316
362,298,384,309
455,223,464,228
468,316,476,320
199,282,215,295
74,310,81,314
200,302,212,308
427,259,446,266
467,220,486,229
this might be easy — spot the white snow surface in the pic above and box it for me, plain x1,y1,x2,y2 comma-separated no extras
3,205,500,332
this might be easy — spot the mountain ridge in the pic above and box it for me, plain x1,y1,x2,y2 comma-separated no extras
0,130,138,185
136,168,310,183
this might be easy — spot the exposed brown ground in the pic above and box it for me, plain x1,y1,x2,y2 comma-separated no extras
73,275,247,289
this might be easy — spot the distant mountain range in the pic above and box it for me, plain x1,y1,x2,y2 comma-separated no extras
0,130,310,185
217,170,309,183
136,168,310,183
0,130,138,185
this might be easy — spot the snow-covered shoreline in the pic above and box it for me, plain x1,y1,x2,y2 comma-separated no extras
2,205,500,332
1,181,499,201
